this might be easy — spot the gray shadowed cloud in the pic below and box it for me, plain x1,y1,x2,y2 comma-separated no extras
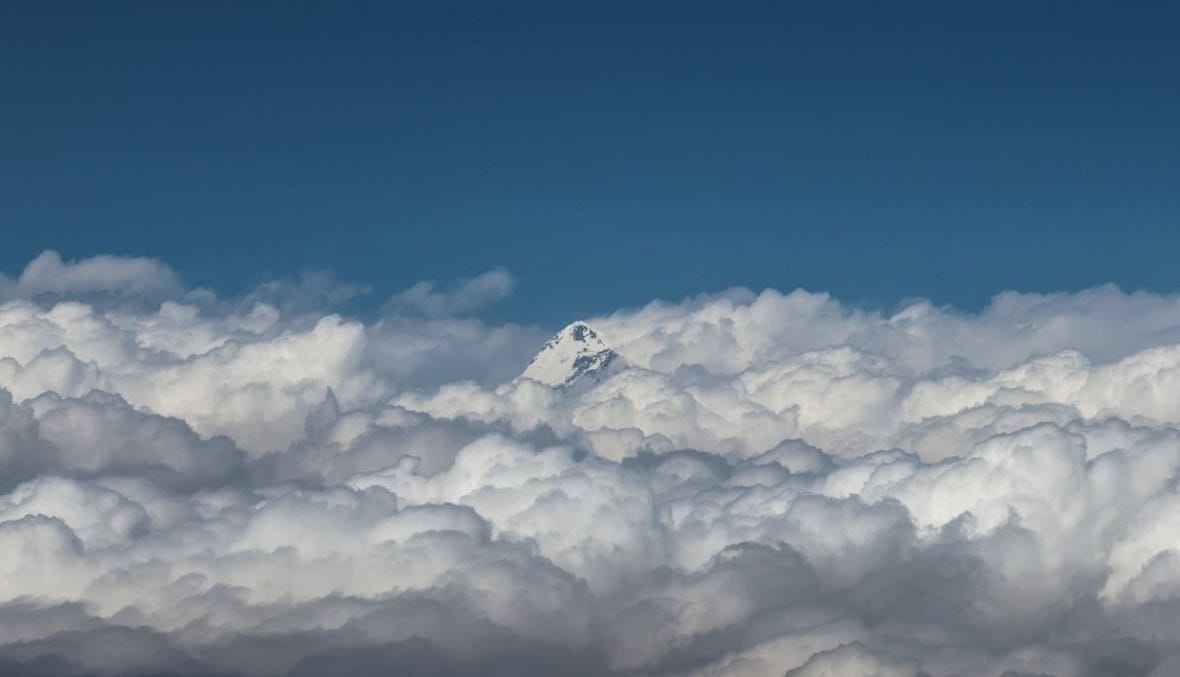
0,251,186,304
385,268,516,318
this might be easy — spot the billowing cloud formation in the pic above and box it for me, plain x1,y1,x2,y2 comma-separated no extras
4,252,1180,675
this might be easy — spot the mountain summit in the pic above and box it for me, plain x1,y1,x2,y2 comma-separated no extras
521,322,620,387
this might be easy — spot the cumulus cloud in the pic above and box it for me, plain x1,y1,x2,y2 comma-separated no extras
5,251,1180,674
386,268,516,317
0,250,186,303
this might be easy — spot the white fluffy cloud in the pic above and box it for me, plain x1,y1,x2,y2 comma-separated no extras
3,251,1180,675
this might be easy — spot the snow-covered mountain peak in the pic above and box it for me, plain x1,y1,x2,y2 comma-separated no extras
520,322,620,387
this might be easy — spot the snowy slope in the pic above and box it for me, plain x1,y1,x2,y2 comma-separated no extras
520,322,620,387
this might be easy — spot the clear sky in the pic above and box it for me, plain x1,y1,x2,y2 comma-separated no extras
3,1,1179,324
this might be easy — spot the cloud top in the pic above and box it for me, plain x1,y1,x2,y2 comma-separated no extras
4,250,186,301
387,268,515,317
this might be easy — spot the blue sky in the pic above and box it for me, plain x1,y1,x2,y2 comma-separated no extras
3,1,1179,324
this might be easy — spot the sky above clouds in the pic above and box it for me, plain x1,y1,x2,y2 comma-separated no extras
3,2,1180,323
4,1,1180,675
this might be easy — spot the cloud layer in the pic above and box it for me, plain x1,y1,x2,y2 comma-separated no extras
3,253,1180,675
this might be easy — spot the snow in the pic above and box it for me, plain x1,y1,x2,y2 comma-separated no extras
520,322,620,387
